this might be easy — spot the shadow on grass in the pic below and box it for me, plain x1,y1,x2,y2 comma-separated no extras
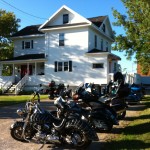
123,122,150,135
125,114,150,121
103,139,150,150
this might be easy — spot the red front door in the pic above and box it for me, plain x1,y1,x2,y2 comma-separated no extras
21,65,32,78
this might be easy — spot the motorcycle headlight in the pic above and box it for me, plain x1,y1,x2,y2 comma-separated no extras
16,108,25,116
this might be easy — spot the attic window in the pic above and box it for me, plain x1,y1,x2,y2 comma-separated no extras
63,14,69,24
102,24,105,32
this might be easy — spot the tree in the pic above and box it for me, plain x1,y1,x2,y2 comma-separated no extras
0,9,20,60
112,0,150,75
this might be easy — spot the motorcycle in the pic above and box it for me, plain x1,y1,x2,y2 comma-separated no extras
48,80,66,99
99,79,130,119
125,83,145,104
10,90,98,149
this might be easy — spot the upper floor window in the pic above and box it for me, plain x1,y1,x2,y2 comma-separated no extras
54,61,72,72
59,33,65,46
102,24,105,32
94,35,97,48
106,41,109,51
22,40,33,49
63,14,69,24
101,39,103,50
93,63,104,69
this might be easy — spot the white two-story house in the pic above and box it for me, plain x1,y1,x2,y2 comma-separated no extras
0,5,121,94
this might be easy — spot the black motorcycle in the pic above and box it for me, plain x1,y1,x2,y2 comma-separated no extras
72,83,119,132
10,90,98,149
98,79,130,120
48,80,66,99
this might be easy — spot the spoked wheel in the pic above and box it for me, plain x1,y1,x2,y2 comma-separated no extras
65,120,92,149
10,122,35,142
93,119,113,133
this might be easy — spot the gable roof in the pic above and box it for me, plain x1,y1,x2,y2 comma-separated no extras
12,25,44,37
39,5,92,30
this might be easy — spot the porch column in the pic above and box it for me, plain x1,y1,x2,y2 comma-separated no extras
0,63,2,76
12,64,15,83
35,62,37,75
27,63,29,74
12,64,15,76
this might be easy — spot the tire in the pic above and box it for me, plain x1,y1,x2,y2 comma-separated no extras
117,110,126,120
64,119,93,149
10,122,35,142
93,119,113,133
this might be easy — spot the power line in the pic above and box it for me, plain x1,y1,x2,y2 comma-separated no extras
1,0,47,20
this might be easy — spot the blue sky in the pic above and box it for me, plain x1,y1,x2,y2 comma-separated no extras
0,0,137,73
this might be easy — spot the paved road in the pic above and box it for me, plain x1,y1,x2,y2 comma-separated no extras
0,99,145,150
0,100,105,150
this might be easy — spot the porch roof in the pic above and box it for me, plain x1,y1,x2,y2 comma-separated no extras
0,53,47,63
86,48,121,60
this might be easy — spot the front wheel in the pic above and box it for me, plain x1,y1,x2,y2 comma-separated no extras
10,122,35,142
93,119,113,132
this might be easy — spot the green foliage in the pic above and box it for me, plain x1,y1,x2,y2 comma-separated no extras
112,0,150,74
2,64,13,76
0,9,20,60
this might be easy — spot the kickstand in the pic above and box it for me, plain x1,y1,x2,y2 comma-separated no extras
38,141,46,150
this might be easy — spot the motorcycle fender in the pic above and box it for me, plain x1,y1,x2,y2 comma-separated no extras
10,121,24,130
90,110,108,120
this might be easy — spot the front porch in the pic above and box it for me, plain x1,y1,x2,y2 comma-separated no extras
0,54,47,94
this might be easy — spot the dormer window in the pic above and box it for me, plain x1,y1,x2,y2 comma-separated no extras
63,14,69,24
102,24,105,32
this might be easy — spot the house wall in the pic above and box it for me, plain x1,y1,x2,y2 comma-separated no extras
13,36,45,57
43,27,109,86
88,28,111,52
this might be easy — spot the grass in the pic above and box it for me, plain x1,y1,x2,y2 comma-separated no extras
0,94,48,107
104,96,150,150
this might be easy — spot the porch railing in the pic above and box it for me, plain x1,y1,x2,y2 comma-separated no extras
15,73,29,94
0,76,14,94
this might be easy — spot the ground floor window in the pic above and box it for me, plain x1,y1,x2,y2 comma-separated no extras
92,63,104,69
54,61,72,72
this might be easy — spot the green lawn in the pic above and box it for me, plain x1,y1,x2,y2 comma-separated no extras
0,94,48,107
104,96,150,150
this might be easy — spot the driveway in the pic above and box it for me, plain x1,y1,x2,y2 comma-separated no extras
0,99,146,150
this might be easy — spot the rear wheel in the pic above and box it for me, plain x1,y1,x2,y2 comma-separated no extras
10,122,35,142
64,119,93,149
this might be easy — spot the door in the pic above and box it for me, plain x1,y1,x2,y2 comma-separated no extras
21,65,32,78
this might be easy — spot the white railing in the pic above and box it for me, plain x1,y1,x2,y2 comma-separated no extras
15,74,29,94
0,76,14,93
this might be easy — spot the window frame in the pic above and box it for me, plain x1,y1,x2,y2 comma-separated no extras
101,39,103,50
54,61,72,72
59,33,65,46
63,14,69,24
92,63,104,69
94,35,97,48
22,40,33,49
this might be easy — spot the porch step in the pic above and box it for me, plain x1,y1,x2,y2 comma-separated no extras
8,84,16,93
4,84,16,94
